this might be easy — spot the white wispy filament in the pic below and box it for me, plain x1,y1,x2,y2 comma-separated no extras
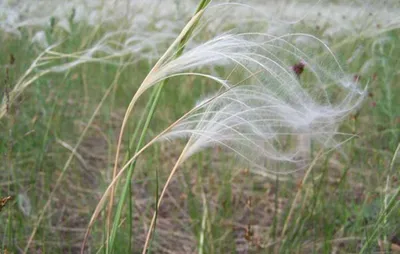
156,33,365,174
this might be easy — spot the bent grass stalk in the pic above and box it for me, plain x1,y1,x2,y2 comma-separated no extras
107,85,162,252
117,88,159,252
0,44,58,119
105,8,205,235
81,75,222,252
104,1,210,252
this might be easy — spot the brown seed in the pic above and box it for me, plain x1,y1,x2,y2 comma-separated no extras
292,61,305,77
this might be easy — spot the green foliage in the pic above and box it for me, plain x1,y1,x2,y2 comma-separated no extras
0,1,399,253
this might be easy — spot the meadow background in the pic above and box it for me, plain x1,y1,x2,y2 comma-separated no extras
0,0,399,253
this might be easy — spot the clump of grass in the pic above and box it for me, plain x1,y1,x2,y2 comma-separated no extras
0,1,399,253
81,2,367,254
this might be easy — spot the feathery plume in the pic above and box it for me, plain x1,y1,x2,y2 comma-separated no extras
156,32,365,174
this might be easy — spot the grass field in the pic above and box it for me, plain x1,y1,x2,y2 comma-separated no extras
0,0,399,253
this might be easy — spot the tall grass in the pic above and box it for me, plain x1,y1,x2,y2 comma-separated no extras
0,0,399,253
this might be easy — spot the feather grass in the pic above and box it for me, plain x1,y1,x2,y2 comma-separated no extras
0,1,375,252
